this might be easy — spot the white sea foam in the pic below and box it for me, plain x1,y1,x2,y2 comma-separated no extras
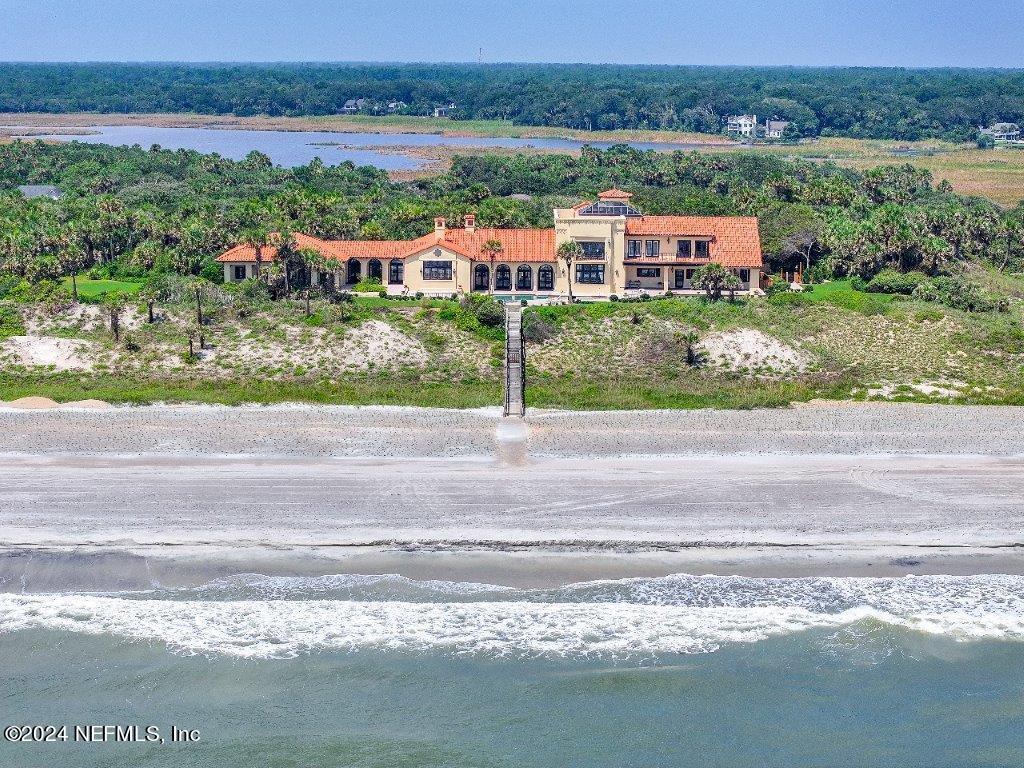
2,575,1022,659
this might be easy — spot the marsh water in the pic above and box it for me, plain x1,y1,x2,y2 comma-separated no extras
9,124,717,170
2,572,1024,767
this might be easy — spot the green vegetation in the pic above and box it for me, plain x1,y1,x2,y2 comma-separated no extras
3,62,1024,141
523,280,1024,408
0,373,502,408
60,277,142,300
2,139,1023,409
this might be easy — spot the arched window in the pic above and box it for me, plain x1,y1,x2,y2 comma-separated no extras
538,265,555,291
346,258,361,284
388,260,404,285
474,263,490,291
516,264,533,291
495,264,512,291
368,259,382,282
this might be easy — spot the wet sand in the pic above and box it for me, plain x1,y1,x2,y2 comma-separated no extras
1,403,1022,589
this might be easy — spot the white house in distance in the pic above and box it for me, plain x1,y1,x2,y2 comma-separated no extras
217,189,764,299
979,122,1022,143
726,114,758,137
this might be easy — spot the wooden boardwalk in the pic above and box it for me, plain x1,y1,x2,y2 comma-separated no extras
503,304,526,417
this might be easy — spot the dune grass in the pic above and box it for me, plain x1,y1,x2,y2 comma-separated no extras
0,373,502,408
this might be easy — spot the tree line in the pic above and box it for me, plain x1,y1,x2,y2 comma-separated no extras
4,63,1024,140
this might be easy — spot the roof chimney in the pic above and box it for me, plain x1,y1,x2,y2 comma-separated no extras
434,217,446,238
464,213,476,233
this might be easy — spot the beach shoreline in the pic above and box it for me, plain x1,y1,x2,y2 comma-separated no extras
5,545,1024,592
2,402,1022,588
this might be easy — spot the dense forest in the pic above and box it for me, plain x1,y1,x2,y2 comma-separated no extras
2,139,1023,298
3,63,1024,141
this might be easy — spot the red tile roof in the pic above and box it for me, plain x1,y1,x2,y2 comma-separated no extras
625,216,762,267
598,188,633,199
437,227,556,263
216,233,429,263
218,229,557,264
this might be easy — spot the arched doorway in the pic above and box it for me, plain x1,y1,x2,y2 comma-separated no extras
368,259,382,282
516,264,533,291
538,265,554,291
474,263,490,291
347,258,361,284
495,264,512,291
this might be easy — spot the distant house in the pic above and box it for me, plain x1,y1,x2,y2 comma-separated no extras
726,114,757,138
386,101,407,113
764,119,790,139
432,103,456,118
979,122,1021,143
341,98,368,114
17,185,62,200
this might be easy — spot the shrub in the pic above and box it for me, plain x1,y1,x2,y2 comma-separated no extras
473,299,505,328
609,294,618,301
0,274,23,299
768,291,811,306
522,314,555,342
866,269,929,295
122,332,141,352
352,278,384,293
912,276,1006,312
849,275,867,291
0,303,25,339
378,290,388,298
3,279,71,305
237,278,272,302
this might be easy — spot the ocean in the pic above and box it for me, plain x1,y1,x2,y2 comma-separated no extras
2,573,1024,767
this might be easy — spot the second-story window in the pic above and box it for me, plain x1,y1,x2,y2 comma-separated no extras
645,240,660,257
627,239,641,257
695,240,710,258
677,240,691,258
579,241,605,259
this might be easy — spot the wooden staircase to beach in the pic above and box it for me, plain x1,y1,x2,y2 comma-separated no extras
504,304,526,417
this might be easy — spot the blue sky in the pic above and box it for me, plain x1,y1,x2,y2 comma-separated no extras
0,0,1021,67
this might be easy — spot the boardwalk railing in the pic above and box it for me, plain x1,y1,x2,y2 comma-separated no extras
503,304,526,417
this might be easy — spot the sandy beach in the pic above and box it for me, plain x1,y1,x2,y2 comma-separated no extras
1,402,1022,589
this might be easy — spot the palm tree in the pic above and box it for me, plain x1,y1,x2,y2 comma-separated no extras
242,227,272,280
556,240,583,303
138,286,158,324
692,263,741,301
480,238,503,295
103,292,126,343
298,247,332,316
187,277,207,330
55,236,87,304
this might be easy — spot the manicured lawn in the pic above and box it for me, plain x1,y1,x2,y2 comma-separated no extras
65,278,143,299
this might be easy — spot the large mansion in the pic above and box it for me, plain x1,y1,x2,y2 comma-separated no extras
218,189,764,299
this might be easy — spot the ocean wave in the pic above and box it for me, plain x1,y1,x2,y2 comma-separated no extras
2,574,1022,659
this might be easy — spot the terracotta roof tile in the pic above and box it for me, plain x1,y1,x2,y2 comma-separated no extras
435,228,555,263
625,216,762,267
